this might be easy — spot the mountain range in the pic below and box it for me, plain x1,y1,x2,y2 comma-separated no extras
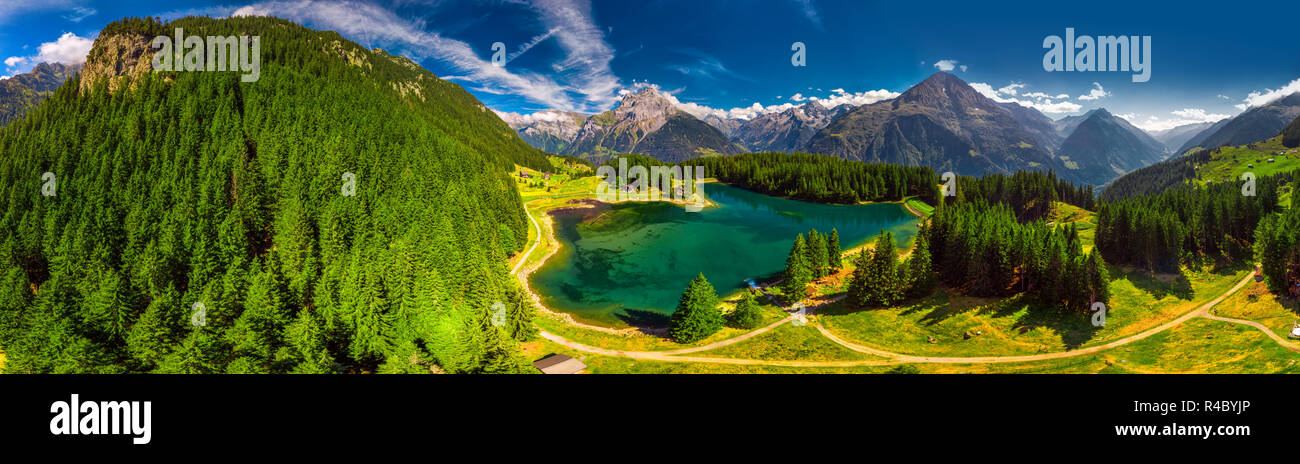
505,71,1300,187
730,101,850,152
0,62,81,126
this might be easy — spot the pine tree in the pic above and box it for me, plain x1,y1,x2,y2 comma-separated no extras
669,273,724,343
906,224,934,297
729,290,765,330
808,229,828,279
782,234,812,302
827,228,843,272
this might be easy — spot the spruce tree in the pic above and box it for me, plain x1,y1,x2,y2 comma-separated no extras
669,273,724,343
907,225,935,297
828,228,843,272
782,234,812,302
729,291,765,330
808,229,829,279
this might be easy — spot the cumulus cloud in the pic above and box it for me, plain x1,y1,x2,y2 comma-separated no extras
1235,76,1300,111
3,32,94,76
970,81,1082,114
790,93,806,102
35,32,94,65
1077,82,1110,101
933,59,959,72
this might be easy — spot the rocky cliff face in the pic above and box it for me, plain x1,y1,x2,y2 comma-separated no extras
500,110,588,154
79,32,156,94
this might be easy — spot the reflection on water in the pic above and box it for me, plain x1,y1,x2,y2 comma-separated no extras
530,183,920,327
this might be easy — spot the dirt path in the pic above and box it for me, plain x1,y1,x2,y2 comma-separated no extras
546,270,1269,368
1201,313,1300,352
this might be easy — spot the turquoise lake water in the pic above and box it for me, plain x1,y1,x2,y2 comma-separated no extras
529,183,920,327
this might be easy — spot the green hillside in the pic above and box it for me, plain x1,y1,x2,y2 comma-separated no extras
0,16,544,373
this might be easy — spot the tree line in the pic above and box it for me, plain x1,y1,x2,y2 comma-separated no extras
1095,173,1289,271
688,152,942,205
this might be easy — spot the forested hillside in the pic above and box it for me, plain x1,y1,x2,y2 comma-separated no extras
0,16,545,373
1096,173,1289,271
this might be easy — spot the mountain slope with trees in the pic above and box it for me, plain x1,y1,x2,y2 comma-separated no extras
0,62,81,127
0,16,546,374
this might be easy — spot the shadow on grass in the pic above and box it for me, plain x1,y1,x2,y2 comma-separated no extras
1112,264,1194,301
985,296,1102,350
614,309,671,336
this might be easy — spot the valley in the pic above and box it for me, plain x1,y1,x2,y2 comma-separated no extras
510,156,1300,374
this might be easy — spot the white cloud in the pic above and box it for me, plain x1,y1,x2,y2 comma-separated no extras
971,81,1082,114
35,32,94,65
4,56,27,67
790,93,806,102
998,83,1025,96
1235,76,1300,111
959,65,967,72
1129,108,1231,132
933,59,959,72
1217,94,1231,100
1077,82,1110,101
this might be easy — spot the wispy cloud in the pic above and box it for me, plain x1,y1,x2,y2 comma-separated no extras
668,50,752,82
226,0,594,111
63,6,96,23
793,0,822,28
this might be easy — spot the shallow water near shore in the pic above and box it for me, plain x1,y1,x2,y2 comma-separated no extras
530,183,920,327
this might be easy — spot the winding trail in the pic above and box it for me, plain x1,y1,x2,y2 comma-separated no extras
1202,313,1300,352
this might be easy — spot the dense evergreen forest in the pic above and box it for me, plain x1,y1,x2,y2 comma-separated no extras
928,202,1108,312
688,152,942,205
950,170,1095,221
1255,185,1300,292
1095,173,1289,271
0,16,547,373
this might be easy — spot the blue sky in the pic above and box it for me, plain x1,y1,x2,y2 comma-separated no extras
2,0,1299,132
